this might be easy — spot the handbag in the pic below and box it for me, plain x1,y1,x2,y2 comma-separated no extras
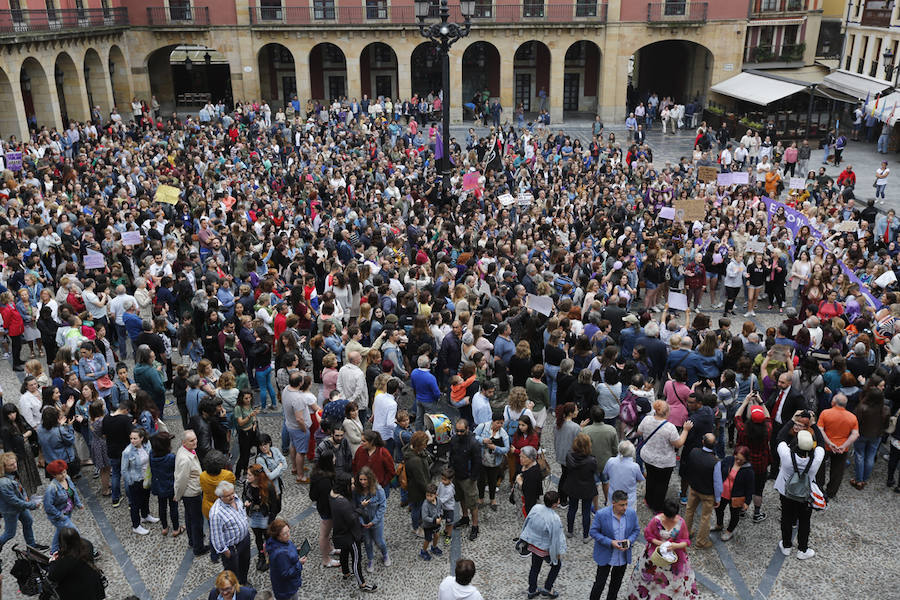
95,375,114,390
886,408,900,435
536,450,551,479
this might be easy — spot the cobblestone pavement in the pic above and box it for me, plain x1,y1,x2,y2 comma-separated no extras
2,126,900,599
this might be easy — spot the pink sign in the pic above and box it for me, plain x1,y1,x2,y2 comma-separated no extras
463,172,480,191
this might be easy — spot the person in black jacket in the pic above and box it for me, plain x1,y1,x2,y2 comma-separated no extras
449,419,482,541
330,474,376,593
309,451,340,568
563,433,598,542
190,397,229,462
713,446,755,542
517,446,544,518
47,528,105,600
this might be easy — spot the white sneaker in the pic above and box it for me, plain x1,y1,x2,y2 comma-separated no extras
797,548,816,560
743,312,753,317
778,541,791,556
750,311,757,317
142,515,160,524
382,555,392,567
133,525,150,535
366,560,374,573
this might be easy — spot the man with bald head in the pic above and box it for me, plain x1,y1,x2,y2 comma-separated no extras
684,433,722,549
175,430,208,555
337,350,369,418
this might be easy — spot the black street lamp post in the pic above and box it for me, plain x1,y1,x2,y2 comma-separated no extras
415,0,473,205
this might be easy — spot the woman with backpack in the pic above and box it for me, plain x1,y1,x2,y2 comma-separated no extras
774,429,824,559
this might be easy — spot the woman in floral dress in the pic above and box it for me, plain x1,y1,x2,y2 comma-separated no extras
628,499,699,600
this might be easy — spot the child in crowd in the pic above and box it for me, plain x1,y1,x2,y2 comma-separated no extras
437,467,456,546
392,409,413,506
419,483,443,560
172,364,189,430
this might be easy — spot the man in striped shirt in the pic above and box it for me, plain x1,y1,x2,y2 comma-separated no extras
209,481,251,584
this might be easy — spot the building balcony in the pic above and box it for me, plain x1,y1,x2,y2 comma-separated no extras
860,6,894,28
146,6,211,27
646,2,707,24
0,7,127,36
248,2,608,26
745,42,805,64
749,0,807,19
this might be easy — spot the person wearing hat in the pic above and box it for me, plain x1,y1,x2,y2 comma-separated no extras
618,314,641,359
734,394,772,523
774,429,824,559
43,459,84,554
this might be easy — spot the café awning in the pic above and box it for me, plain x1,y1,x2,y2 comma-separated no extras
710,72,806,106
822,70,893,101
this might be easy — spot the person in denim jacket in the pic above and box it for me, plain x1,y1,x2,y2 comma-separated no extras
473,414,509,511
122,428,159,535
43,459,83,554
354,466,389,573
36,406,76,466
0,452,48,552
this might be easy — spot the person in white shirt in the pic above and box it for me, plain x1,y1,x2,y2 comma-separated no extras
774,431,824,560
438,559,484,600
875,161,890,200
337,352,369,414
17,377,42,429
371,378,399,442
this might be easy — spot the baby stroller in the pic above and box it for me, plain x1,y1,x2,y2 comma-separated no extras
424,412,452,475
10,544,59,600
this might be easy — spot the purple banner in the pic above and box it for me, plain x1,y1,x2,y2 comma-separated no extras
760,196,822,240
838,258,883,310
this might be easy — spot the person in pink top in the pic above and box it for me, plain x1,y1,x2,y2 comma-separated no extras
783,142,799,177
626,499,699,599
322,353,339,400
663,367,691,427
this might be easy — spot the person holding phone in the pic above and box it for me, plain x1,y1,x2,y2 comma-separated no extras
588,489,640,600
266,518,307,600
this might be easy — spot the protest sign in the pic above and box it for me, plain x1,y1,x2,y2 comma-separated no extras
875,270,897,288
121,231,142,246
4,152,22,172
675,198,706,220
658,206,676,220
835,221,859,232
84,253,106,269
498,193,515,206
667,291,688,312
697,166,718,183
155,184,181,205
746,240,766,254
526,294,554,316
462,172,480,190
730,171,749,184
789,177,806,190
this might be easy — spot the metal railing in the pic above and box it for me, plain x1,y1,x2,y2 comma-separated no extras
646,1,707,23
750,0,806,17
746,43,805,63
0,7,127,34
146,6,211,26
249,2,608,25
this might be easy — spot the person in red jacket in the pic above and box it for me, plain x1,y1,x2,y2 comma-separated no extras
836,165,856,189
0,291,25,370
351,430,395,494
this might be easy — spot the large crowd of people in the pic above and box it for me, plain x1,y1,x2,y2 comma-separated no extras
0,88,897,600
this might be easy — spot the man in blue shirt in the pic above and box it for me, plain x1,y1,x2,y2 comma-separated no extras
471,380,495,427
411,355,441,431
122,301,143,352
493,322,516,392
588,489,640,600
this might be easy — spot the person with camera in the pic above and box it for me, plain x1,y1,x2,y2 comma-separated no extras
588,489,640,600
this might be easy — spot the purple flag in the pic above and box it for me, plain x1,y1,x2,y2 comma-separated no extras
838,258,883,310
435,130,443,161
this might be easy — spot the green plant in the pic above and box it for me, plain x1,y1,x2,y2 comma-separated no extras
752,45,774,62
707,105,724,116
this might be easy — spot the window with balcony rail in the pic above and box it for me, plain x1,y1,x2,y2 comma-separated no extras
575,0,597,17
169,0,192,21
366,0,387,19
473,0,492,18
524,0,544,17
314,0,336,19
259,0,282,20
75,0,86,20
9,0,23,26
663,0,687,16
861,0,894,27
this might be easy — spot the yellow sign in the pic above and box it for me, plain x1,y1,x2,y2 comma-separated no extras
155,184,181,205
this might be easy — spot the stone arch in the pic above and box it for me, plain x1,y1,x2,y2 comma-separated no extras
0,67,19,139
257,43,296,109
563,40,601,115
513,40,551,113
20,57,55,131
359,42,398,100
55,51,88,124
629,40,713,108
83,47,110,117
146,44,234,114
461,41,500,117
309,42,346,102
108,44,131,113
411,42,442,99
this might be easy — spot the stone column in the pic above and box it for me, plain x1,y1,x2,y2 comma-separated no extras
346,54,362,101
294,42,312,106
397,41,413,101
7,76,32,141
498,39,513,112
549,43,565,123
599,34,627,124
61,63,90,123
450,48,462,123
43,74,64,132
